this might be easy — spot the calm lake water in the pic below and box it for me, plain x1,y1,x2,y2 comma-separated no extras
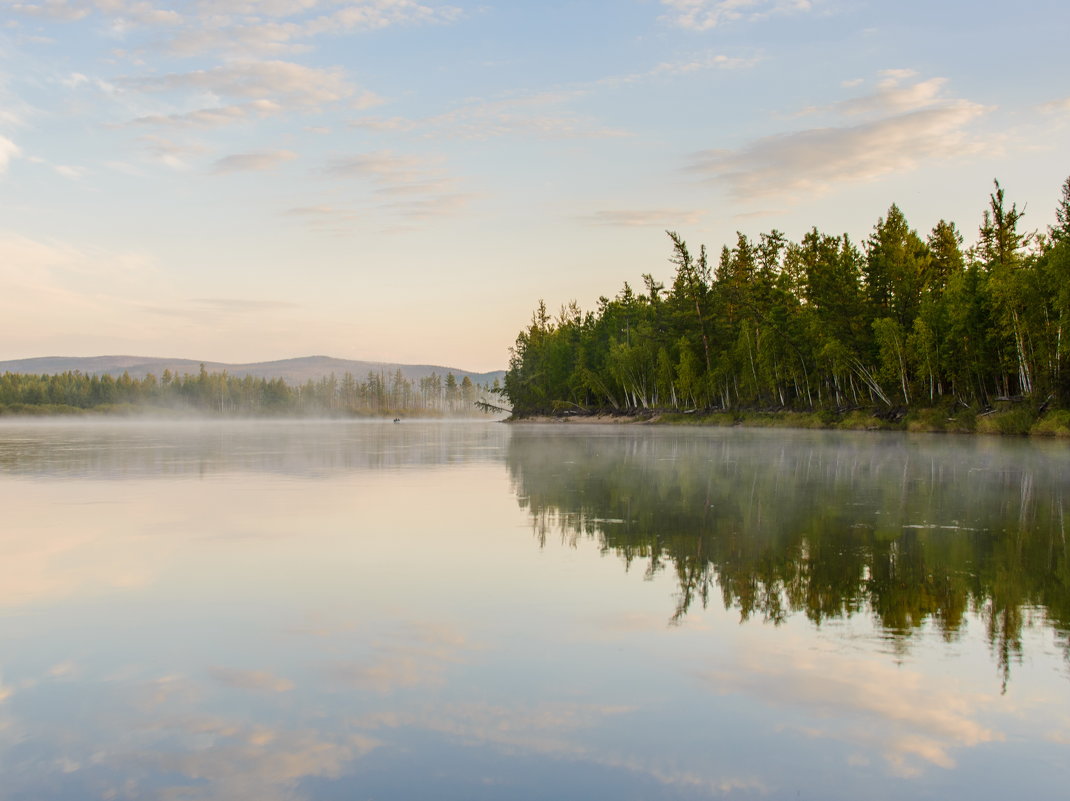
1,419,1068,800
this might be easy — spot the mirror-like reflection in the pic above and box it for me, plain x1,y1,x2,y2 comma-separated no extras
507,425,1070,688
1,420,1068,800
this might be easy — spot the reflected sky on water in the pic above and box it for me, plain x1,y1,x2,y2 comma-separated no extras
0,420,1068,800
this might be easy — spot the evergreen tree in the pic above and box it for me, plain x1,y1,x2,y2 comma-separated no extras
864,204,929,330
1049,175,1070,243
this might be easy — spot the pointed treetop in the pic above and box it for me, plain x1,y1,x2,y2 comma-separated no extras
1050,175,1070,243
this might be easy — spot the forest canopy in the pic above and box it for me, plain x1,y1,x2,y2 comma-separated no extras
0,365,499,417
504,178,1070,419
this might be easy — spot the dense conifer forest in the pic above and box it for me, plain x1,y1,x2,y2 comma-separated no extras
0,365,499,417
504,179,1070,431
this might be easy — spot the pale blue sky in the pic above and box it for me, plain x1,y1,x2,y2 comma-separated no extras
1,0,1067,371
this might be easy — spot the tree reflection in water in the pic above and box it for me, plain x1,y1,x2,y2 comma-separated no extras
506,427,1070,689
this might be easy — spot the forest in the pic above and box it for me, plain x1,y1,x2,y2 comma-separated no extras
504,178,1070,430
0,364,499,417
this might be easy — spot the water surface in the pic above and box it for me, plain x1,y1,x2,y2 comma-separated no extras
1,420,1067,800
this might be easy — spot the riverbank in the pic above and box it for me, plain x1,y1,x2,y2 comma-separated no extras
508,405,1070,437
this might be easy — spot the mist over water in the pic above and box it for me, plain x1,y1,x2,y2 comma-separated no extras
0,417,505,478
1,420,1068,800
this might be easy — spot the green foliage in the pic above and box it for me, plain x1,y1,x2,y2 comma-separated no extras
906,406,949,433
1031,410,1070,437
1051,176,1070,243
946,406,977,433
0,402,87,416
975,407,1037,435
0,368,500,418
864,204,929,328
505,178,1070,420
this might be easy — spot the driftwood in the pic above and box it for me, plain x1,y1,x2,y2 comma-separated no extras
474,400,512,414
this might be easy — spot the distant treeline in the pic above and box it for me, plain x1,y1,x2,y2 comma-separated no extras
505,178,1070,416
0,365,501,417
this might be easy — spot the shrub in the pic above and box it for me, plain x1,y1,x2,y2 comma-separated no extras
975,406,1035,435
1031,409,1070,437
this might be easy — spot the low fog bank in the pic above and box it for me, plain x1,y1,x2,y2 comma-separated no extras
0,409,509,423
0,417,511,479
0,367,507,420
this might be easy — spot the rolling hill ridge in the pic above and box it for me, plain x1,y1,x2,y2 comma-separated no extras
0,355,505,387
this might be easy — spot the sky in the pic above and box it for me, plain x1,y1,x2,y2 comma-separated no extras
0,0,1068,372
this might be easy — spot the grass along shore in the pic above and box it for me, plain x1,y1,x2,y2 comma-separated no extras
509,404,1070,437
7,400,1068,436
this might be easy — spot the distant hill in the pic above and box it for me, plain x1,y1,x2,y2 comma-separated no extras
0,355,506,387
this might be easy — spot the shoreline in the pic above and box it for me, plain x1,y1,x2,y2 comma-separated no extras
510,413,662,425
0,404,498,422
507,406,1070,437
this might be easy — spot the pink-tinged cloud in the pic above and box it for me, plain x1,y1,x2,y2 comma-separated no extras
0,136,20,174
212,150,297,174
661,0,813,31
693,98,989,200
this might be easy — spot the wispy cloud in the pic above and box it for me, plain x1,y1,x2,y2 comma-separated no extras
328,622,473,693
284,195,469,232
120,61,357,132
190,297,298,312
359,700,634,741
125,60,353,107
0,74,36,131
211,149,297,174
1039,96,1070,114
356,700,763,795
597,51,760,86
321,150,472,221
352,92,628,141
0,136,20,174
660,0,813,31
128,100,284,129
207,667,294,693
382,192,472,220
10,0,181,32
166,0,462,57
648,51,758,75
137,135,208,169
579,208,707,227
351,89,386,110
324,150,450,192
352,53,751,141
59,71,117,93
789,72,953,119
164,21,308,58
283,204,364,234
703,643,1003,776
133,714,381,800
835,72,947,116
9,0,461,57
691,73,991,200
53,163,86,179
8,0,93,22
